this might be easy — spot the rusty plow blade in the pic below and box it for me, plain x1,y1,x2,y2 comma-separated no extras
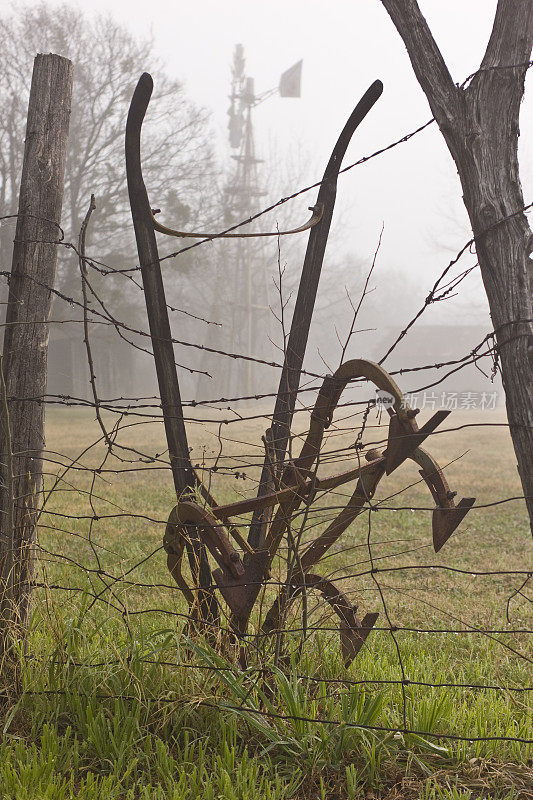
432,498,476,552
412,448,476,552
262,570,380,667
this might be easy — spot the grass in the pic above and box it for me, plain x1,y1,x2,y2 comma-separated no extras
0,403,531,798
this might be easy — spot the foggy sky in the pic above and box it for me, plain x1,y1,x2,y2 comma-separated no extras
3,0,532,332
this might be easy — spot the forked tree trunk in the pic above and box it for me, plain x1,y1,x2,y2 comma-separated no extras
0,54,72,657
381,0,533,532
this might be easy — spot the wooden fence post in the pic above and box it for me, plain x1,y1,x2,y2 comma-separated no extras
0,54,73,657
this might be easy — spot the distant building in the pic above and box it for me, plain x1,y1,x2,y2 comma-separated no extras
372,324,503,402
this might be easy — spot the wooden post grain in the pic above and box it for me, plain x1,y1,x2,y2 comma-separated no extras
0,54,73,651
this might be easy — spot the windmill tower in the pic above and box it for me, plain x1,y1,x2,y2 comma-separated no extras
225,46,267,397
197,46,302,400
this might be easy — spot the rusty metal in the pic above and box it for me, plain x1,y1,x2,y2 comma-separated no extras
158,359,474,652
342,613,381,666
171,502,246,579
213,551,271,630
160,352,474,654
164,506,195,607
125,73,194,498
125,73,475,665
262,572,379,666
166,358,473,649
411,448,476,552
257,361,475,639
151,203,324,238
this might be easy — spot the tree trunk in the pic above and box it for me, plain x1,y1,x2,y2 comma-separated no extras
381,0,533,532
0,54,73,655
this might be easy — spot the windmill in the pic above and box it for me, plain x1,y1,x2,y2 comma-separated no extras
220,45,303,398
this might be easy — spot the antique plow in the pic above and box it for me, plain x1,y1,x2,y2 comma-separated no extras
126,74,475,664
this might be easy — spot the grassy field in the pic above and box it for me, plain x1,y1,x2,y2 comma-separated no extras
1,403,531,799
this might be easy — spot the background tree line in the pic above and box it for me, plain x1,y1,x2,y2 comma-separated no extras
0,2,487,407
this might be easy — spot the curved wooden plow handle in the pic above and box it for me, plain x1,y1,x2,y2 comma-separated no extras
249,81,383,548
411,448,476,552
126,73,217,622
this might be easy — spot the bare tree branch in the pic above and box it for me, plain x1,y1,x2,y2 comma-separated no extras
380,0,533,533
379,0,462,129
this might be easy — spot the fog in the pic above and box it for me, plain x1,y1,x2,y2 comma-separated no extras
71,0,530,303
2,0,527,405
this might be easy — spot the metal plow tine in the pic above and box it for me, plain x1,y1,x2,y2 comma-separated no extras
386,410,451,475
213,550,270,627
433,497,476,552
340,612,379,667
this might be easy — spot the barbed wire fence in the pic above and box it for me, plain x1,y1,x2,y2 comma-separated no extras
0,84,531,772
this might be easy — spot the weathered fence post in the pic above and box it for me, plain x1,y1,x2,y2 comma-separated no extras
0,54,73,659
